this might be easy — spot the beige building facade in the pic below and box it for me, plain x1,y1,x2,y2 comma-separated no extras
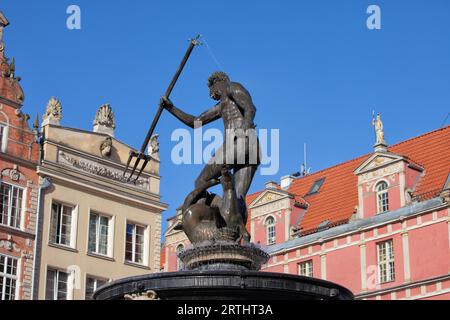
34,100,167,300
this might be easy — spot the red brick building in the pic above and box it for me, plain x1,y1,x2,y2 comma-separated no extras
163,124,450,300
0,12,40,300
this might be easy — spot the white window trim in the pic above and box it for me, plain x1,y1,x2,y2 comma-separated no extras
0,253,19,300
265,216,276,245
298,260,313,277
376,181,390,214
377,240,395,284
0,181,26,231
45,266,73,300
49,201,78,249
87,210,114,258
124,220,149,266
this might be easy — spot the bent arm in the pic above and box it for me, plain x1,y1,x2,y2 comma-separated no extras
166,103,221,129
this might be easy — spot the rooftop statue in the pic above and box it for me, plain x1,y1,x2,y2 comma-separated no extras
372,113,385,145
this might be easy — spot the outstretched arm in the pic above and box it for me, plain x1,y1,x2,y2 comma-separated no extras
161,97,221,129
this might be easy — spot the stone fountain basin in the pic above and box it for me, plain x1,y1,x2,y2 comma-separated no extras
93,270,354,300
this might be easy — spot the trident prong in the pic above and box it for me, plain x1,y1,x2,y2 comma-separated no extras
124,35,202,182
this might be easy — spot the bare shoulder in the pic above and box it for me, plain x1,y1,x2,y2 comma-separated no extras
229,82,251,97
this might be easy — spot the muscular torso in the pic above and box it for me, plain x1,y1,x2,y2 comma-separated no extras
220,98,243,130
219,97,255,132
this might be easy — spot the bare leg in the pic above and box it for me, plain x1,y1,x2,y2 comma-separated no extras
233,165,258,242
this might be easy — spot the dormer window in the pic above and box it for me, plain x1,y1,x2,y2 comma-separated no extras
376,181,389,214
265,216,276,245
307,178,325,195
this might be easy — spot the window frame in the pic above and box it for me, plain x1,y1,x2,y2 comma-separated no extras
265,216,276,245
307,178,325,195
0,181,25,230
377,240,395,284
0,253,19,300
49,201,77,249
298,260,313,277
85,275,109,300
45,267,70,300
125,221,148,266
87,211,113,257
376,181,390,214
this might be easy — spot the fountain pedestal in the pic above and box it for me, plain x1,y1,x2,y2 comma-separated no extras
94,241,354,300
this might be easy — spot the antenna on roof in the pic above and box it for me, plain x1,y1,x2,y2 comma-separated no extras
301,143,311,177
292,143,311,178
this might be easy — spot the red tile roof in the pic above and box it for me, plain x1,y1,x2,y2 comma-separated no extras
248,126,450,236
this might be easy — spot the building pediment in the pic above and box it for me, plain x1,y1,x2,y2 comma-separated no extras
354,152,405,175
165,213,183,236
249,189,291,209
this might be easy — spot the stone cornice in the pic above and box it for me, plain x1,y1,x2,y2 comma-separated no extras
37,165,168,212
0,224,35,239
355,273,450,299
0,95,22,109
0,152,38,169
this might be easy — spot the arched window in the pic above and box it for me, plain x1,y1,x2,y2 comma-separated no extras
265,216,276,245
376,181,389,214
176,244,184,271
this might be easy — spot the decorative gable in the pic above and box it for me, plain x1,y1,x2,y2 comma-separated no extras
249,189,290,208
354,152,405,176
249,189,292,219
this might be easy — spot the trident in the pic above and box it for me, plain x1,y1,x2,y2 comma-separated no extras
123,35,202,183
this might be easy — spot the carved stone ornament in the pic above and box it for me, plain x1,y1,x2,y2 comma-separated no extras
100,137,113,157
0,239,20,252
43,97,62,124
58,150,149,190
148,134,160,160
93,104,115,129
124,290,160,300
2,166,25,182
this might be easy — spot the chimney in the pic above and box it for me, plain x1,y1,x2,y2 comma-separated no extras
265,181,278,190
280,175,295,190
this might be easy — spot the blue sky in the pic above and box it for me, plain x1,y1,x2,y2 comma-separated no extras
2,0,449,237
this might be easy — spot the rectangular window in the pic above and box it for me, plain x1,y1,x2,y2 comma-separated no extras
125,223,146,264
0,182,23,229
298,260,313,277
50,202,74,247
85,276,108,300
377,240,395,283
88,213,110,256
0,254,18,300
267,224,276,245
45,268,69,300
377,191,389,213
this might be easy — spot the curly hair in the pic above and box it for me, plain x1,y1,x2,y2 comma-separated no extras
207,71,230,87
